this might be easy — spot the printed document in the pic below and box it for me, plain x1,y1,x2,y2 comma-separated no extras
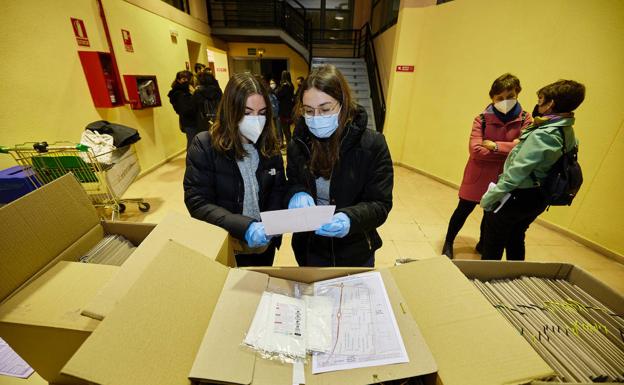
0,338,33,379
312,271,409,374
261,206,335,235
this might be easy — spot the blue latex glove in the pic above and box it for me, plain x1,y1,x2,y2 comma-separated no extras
288,192,315,209
315,212,350,238
244,222,270,248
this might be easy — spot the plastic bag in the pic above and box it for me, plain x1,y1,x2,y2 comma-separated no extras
80,129,115,164
243,289,333,363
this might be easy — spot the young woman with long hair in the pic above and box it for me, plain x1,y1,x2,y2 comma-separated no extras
184,72,286,266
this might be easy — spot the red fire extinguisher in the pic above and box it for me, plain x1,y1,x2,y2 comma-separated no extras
103,69,117,104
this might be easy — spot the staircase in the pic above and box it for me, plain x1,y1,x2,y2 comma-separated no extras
311,57,376,132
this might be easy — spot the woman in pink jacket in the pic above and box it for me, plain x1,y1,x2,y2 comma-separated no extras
442,73,532,258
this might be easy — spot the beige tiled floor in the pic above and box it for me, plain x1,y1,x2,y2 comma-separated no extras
119,154,624,294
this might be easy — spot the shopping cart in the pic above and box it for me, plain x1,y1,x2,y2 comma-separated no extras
0,141,149,218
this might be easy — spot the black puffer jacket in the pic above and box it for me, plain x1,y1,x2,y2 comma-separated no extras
167,83,195,130
191,84,222,131
285,106,393,266
184,132,286,244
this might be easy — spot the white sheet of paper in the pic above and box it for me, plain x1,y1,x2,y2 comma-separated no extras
311,271,409,374
0,338,33,379
261,206,335,236
487,182,512,213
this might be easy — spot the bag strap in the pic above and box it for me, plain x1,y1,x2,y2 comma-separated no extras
558,126,568,155
480,113,486,136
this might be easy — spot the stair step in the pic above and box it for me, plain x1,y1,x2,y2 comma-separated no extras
312,57,366,63
312,61,366,68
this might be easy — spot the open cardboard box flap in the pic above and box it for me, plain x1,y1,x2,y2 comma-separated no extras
0,174,100,304
81,211,232,320
63,241,553,385
63,240,231,385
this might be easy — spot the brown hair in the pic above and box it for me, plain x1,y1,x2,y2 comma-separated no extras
294,65,357,179
489,73,522,98
210,73,280,159
538,80,586,113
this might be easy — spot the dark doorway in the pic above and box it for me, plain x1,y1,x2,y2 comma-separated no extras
260,59,288,84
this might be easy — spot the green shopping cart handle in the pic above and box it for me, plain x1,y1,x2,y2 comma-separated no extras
76,144,90,152
0,146,9,154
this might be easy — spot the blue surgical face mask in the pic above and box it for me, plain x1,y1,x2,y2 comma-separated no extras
305,110,340,138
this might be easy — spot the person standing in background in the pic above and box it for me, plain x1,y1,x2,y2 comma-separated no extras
267,78,281,147
442,73,532,258
276,70,295,147
295,76,304,101
192,71,222,133
480,80,585,261
168,70,198,148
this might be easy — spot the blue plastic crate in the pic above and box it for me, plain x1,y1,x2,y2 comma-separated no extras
0,166,40,204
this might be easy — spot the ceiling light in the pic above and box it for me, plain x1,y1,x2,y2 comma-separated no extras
335,16,344,20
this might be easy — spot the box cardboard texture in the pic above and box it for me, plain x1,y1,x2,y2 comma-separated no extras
453,260,624,385
0,175,156,384
80,211,233,321
62,240,554,385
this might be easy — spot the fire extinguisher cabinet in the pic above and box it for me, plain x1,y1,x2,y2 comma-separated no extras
123,75,162,110
78,51,124,108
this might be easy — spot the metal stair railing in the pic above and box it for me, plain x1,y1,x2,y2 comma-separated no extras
207,0,310,49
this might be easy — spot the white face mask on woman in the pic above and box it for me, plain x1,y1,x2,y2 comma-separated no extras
239,115,266,143
493,99,517,114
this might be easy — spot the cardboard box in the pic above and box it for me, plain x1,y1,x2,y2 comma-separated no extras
62,242,554,385
453,260,624,385
0,175,155,384
0,175,232,384
80,211,233,321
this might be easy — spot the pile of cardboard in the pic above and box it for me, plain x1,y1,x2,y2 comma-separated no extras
2,174,620,385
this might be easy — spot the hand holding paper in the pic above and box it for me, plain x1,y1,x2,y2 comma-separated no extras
315,212,350,238
244,222,270,248
288,192,316,209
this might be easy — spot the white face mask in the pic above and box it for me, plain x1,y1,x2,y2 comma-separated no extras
239,115,266,143
494,99,517,114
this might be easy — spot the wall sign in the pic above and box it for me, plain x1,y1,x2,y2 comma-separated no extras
122,29,133,52
216,68,227,72
396,65,414,72
70,18,90,47
247,48,257,56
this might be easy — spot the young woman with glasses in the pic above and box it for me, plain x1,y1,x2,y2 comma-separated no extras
285,65,393,267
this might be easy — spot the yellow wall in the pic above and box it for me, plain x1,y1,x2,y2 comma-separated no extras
384,0,624,256
226,42,309,85
372,25,397,100
0,0,226,173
